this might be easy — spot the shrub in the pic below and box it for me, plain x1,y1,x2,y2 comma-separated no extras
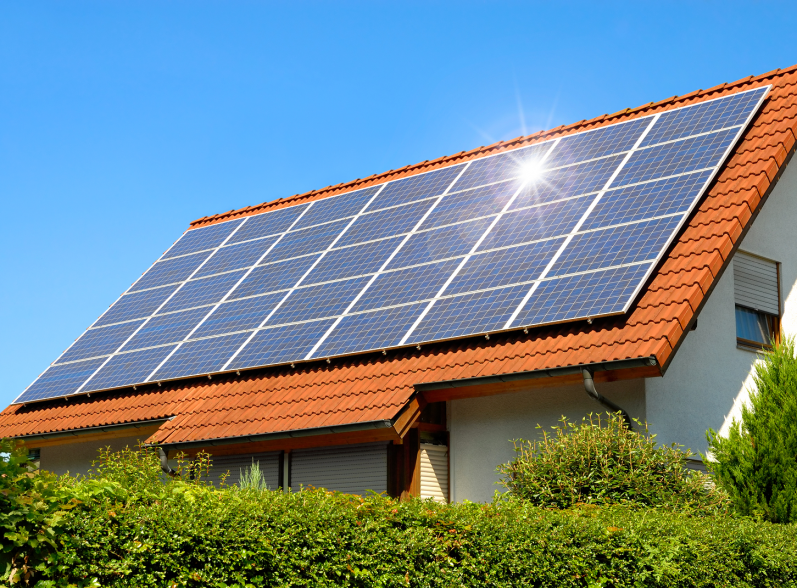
498,413,727,513
707,335,797,523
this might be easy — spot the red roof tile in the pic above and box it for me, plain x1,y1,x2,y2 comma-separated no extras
3,65,797,446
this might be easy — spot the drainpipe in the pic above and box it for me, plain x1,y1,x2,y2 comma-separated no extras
582,367,633,430
159,447,177,477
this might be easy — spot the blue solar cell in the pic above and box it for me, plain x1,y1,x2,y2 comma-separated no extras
195,237,279,278
15,358,107,403
407,284,530,344
546,117,649,168
266,276,369,326
229,319,337,369
447,238,563,296
84,345,177,392
511,263,653,327
263,219,349,264
159,270,246,314
451,143,550,191
511,155,624,210
129,250,212,292
227,204,310,245
120,307,208,351
484,196,592,251
150,332,252,380
292,186,379,231
336,200,433,248
305,237,402,286
191,292,285,338
369,165,465,211
57,320,145,363
228,254,321,300
583,170,712,231
386,218,491,270
94,285,179,327
613,128,736,188
353,259,461,313
550,216,682,278
641,87,767,147
421,181,517,230
163,218,245,259
313,302,427,358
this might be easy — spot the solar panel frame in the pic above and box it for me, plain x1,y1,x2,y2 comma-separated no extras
14,85,770,404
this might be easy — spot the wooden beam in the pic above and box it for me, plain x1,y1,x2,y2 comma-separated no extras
391,396,426,439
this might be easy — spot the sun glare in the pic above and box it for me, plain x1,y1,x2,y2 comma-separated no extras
520,160,545,183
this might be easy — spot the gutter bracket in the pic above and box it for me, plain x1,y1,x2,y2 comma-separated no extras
582,367,633,430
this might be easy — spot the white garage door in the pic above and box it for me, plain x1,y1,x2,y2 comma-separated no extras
291,443,387,495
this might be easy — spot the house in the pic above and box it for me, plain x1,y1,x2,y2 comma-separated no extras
2,65,796,503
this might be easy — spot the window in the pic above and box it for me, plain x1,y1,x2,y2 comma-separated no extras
734,251,780,349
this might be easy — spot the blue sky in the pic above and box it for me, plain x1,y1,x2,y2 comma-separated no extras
1,1,796,407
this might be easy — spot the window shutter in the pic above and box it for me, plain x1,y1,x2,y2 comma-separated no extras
734,252,779,315
208,451,281,488
291,443,387,495
420,444,448,503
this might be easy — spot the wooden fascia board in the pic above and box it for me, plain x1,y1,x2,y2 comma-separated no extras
13,424,164,449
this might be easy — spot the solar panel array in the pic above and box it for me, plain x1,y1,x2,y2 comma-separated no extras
16,86,768,404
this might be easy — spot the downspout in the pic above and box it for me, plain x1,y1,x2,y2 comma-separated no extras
159,447,177,477
582,367,633,430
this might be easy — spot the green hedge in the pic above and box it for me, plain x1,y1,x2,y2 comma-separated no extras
3,443,797,587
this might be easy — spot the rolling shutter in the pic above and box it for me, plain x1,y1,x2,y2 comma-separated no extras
207,451,281,488
734,252,779,315
420,444,448,503
291,443,387,495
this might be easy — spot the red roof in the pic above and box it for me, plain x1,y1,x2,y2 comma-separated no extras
2,65,796,448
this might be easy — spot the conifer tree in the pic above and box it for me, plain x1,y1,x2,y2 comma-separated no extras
707,335,797,523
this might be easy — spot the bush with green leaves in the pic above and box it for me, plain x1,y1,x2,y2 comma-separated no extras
498,413,727,513
707,335,797,523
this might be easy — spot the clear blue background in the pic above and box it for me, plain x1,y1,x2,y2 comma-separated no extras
2,1,796,407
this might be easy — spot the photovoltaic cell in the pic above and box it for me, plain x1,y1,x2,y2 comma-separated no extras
16,358,108,403
582,170,712,231
159,270,247,314
191,292,285,339
641,87,767,147
549,216,682,278
305,237,403,286
353,259,461,313
195,237,279,278
94,285,179,327
228,255,321,300
313,302,427,358
227,204,309,245
336,200,433,247
129,250,211,293
266,277,369,326
485,196,592,251
292,186,379,231
511,263,653,327
386,218,492,270
447,239,564,296
17,87,767,403
369,165,464,211
613,128,736,188
57,320,145,364
546,117,648,168
120,307,208,351
230,319,337,369
163,218,245,259
408,284,530,344
85,345,177,392
151,332,252,381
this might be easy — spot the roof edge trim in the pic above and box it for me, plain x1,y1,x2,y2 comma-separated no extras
11,418,172,443
415,356,658,392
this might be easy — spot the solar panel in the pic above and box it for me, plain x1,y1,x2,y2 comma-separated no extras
16,86,769,404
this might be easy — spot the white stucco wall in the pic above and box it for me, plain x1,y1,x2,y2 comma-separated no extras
39,434,151,477
448,378,645,503
646,157,797,455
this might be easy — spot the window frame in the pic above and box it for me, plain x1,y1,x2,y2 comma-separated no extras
734,251,781,352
